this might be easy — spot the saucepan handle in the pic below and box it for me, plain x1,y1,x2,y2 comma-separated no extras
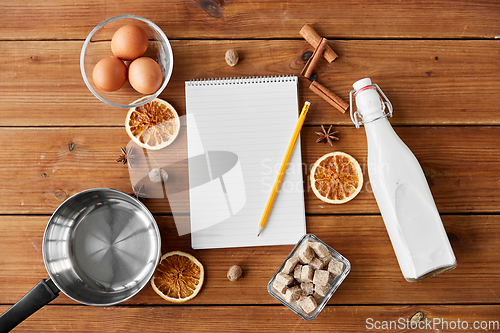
0,278,59,332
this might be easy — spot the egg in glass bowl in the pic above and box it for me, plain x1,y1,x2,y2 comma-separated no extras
80,15,173,108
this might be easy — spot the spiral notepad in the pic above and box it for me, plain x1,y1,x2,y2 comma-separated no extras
185,76,306,249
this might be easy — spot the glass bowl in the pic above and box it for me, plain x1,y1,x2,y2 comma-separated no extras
80,15,173,108
267,234,351,321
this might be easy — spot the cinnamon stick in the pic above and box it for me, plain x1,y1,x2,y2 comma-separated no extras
300,24,338,63
309,80,349,113
300,38,328,79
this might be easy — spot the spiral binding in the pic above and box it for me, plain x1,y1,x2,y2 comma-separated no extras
186,75,297,86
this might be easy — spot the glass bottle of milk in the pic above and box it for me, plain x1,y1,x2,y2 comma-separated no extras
350,78,456,281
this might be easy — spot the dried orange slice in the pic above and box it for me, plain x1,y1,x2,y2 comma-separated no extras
126,97,180,150
151,251,204,303
310,152,363,204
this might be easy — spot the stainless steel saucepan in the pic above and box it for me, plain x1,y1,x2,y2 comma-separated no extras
0,188,161,332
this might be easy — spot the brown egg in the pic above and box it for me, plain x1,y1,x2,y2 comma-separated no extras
92,56,127,92
128,57,163,94
111,25,149,61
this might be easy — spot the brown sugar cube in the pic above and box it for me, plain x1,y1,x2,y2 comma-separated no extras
320,252,333,266
282,256,299,275
300,282,314,295
294,264,303,282
297,295,318,314
298,244,315,263
310,241,330,258
272,279,288,295
309,257,325,271
284,285,302,303
328,260,345,277
275,272,294,286
313,269,330,286
312,292,323,303
300,265,314,283
314,282,330,297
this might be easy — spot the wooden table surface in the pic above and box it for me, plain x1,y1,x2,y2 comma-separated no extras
1,1,499,332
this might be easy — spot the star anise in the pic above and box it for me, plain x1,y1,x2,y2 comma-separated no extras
315,125,339,146
116,146,136,166
131,184,147,200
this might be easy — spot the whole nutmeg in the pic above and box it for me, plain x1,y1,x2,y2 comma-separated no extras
148,168,169,184
225,49,239,67
227,265,243,281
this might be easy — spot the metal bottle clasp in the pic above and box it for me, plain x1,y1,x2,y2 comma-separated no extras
349,83,393,129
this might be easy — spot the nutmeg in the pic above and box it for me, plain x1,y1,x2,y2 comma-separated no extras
227,265,242,281
225,49,239,67
148,168,168,184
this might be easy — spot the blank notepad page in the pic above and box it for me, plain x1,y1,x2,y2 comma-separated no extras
185,76,306,249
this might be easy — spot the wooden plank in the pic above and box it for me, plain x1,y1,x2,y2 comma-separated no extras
0,215,498,305
0,0,499,40
1,304,499,332
0,126,498,215
304,125,500,215
0,40,499,126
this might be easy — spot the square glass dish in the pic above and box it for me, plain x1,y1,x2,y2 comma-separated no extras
267,234,351,321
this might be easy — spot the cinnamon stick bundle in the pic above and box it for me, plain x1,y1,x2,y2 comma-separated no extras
309,81,349,113
300,24,338,63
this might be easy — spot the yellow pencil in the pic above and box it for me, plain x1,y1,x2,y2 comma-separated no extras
258,101,311,237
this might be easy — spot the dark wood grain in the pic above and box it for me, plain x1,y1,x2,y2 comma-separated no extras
0,215,498,305
1,304,499,332
0,126,497,215
0,40,498,126
0,0,499,40
1,1,499,331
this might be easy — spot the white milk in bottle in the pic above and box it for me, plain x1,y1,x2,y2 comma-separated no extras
350,78,456,281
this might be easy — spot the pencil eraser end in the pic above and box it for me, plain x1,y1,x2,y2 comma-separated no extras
305,101,311,106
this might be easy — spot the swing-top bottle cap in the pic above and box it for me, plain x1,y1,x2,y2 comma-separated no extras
350,78,393,128
352,77,380,116
353,78,372,93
